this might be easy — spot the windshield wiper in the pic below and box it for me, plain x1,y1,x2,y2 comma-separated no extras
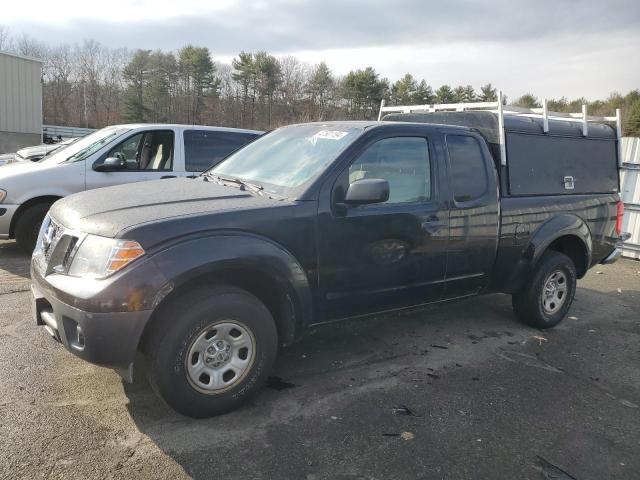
206,173,264,195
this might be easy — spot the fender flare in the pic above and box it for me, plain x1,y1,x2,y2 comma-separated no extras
504,214,592,293
148,233,314,340
524,214,592,266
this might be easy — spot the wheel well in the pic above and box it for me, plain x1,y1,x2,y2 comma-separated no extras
9,196,61,238
546,235,589,278
139,267,299,352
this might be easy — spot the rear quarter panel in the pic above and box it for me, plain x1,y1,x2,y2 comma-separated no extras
491,194,619,292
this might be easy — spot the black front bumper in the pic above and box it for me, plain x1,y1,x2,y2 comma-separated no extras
30,258,167,381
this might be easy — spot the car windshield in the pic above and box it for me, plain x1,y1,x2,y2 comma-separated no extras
209,124,363,196
39,127,130,165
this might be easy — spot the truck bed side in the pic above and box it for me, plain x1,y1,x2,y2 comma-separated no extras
490,193,619,293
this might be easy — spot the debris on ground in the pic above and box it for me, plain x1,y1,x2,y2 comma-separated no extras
568,316,579,320
391,405,422,417
617,288,622,293
535,455,577,479
266,376,297,390
382,431,415,440
427,373,440,380
532,335,548,345
430,344,449,350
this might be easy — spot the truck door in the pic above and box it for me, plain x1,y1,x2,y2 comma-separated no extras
443,133,500,298
318,132,449,320
85,129,180,190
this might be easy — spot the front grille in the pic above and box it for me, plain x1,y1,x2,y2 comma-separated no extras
43,217,63,262
33,216,80,276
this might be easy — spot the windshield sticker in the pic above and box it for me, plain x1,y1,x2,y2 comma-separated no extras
312,130,349,141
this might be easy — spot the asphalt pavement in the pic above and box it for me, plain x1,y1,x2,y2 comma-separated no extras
1,239,639,480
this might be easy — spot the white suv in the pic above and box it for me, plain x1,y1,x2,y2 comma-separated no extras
0,124,261,252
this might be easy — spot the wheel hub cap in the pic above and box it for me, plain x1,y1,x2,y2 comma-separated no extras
185,321,256,394
542,270,568,315
205,340,232,368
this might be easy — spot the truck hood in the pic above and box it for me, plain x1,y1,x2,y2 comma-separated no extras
50,177,281,238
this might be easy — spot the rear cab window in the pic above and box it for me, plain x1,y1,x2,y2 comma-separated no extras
184,130,259,172
446,135,488,203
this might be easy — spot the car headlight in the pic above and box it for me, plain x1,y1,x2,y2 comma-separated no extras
67,235,145,279
0,189,6,203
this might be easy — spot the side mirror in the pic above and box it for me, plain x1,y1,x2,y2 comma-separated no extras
93,156,125,172
344,178,389,205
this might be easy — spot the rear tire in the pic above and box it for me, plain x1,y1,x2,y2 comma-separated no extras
512,251,577,329
14,203,51,254
144,285,278,418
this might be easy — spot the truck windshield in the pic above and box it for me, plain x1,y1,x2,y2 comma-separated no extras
209,124,363,195
39,127,130,165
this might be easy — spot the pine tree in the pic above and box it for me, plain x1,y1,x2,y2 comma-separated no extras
232,52,255,127
391,73,417,105
479,83,498,102
122,49,151,122
413,80,434,104
308,62,334,120
435,85,455,103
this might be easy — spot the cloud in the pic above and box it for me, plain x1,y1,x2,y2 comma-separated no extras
3,0,639,98
7,0,640,53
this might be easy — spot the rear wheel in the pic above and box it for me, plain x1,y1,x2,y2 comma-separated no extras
512,251,577,329
14,203,51,254
144,285,278,418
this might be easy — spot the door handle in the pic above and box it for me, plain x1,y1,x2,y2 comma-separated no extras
161,175,177,179
421,216,446,234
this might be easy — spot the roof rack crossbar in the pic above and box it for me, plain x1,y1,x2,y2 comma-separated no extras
379,91,622,167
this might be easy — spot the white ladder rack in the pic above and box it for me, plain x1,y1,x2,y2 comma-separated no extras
378,91,622,166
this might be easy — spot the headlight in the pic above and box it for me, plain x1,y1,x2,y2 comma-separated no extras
67,235,145,279
0,189,6,203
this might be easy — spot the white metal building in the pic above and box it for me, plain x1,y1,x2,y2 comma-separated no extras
620,137,640,259
0,51,43,154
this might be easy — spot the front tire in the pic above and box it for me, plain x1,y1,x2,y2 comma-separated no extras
512,251,577,329
144,286,278,418
14,203,51,254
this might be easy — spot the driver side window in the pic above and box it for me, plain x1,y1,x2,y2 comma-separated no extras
348,137,431,204
106,130,174,171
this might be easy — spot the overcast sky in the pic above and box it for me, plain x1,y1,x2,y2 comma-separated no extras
2,0,639,100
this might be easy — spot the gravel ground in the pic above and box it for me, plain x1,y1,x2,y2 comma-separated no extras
0,239,639,480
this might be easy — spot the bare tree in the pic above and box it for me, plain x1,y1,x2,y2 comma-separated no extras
278,56,309,124
0,25,12,52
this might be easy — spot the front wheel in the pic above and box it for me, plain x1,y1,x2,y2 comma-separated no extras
144,286,278,418
14,203,51,254
512,251,577,329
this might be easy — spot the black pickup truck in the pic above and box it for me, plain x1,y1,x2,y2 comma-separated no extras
31,113,626,417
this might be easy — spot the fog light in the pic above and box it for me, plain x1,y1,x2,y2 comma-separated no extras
63,316,85,351
76,325,85,349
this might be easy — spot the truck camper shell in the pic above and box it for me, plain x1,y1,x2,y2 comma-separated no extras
380,93,621,196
